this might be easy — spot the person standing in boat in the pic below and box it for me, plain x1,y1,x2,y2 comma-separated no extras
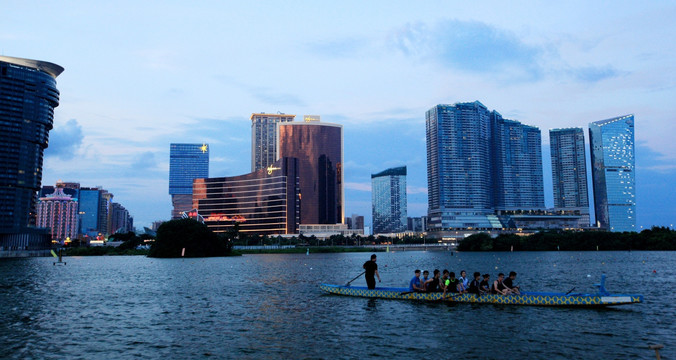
503,271,520,294
363,254,381,289
409,269,424,292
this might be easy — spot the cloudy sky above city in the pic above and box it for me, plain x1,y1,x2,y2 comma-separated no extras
2,1,675,229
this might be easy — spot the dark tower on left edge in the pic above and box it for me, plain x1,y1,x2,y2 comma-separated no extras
0,56,63,234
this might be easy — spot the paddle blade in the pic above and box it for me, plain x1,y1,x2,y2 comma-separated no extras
50,250,58,258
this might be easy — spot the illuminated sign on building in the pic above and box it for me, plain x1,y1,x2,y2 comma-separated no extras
204,214,247,222
266,165,281,175
303,115,320,122
200,143,208,153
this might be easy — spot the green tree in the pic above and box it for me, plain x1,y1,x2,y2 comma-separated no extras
149,218,230,258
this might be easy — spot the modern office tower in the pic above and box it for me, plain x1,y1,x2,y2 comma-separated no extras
251,113,295,172
589,115,636,232
550,128,590,227
36,182,78,244
426,101,500,230
490,112,545,210
193,158,300,235
79,188,103,236
407,217,428,232
110,202,133,234
277,121,343,225
0,56,63,236
371,166,408,234
169,143,209,219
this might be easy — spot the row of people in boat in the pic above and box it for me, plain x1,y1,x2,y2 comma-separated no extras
408,269,520,295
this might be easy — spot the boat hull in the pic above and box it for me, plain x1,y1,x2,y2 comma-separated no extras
319,284,643,307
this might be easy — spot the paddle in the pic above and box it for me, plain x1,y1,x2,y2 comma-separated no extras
345,271,366,286
565,287,576,295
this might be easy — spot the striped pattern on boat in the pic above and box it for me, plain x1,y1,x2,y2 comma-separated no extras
319,284,643,307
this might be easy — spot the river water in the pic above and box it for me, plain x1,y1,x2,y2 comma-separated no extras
0,251,674,359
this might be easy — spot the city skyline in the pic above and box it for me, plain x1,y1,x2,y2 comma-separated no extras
2,2,674,229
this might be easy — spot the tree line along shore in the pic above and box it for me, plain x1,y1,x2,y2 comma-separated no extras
64,220,676,257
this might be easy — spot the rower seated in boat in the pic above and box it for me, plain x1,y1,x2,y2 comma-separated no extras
480,274,491,294
409,270,425,292
492,273,513,295
425,269,441,292
503,271,520,295
468,272,482,295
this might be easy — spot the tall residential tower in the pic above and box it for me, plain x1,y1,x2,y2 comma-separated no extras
589,115,635,232
550,128,590,227
251,113,295,172
371,166,408,234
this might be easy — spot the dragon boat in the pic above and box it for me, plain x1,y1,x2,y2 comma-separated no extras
320,275,643,307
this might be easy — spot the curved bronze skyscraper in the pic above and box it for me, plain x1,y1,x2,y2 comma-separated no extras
277,122,343,225
0,56,64,232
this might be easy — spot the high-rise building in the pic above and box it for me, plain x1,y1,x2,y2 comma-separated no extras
490,112,544,210
251,113,295,172
277,121,343,225
110,202,133,234
426,101,499,230
36,182,78,244
352,214,364,230
550,128,590,227
169,143,209,219
193,157,300,235
79,187,103,236
371,166,407,234
0,56,63,233
589,115,636,232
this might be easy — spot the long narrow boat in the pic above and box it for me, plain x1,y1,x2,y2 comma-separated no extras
320,275,643,307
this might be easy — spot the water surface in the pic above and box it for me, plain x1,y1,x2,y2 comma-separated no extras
1,251,673,359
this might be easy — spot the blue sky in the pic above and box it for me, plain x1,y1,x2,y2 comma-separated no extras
2,1,675,229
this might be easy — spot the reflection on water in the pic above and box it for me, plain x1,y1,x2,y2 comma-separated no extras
0,251,674,359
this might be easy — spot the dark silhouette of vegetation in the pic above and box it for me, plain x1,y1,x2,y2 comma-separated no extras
458,227,676,251
149,218,233,258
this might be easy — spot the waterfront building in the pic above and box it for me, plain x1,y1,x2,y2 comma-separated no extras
490,112,545,210
0,56,63,254
79,188,103,236
110,203,133,234
550,128,590,227
589,115,636,232
425,101,500,231
251,113,295,172
352,214,364,230
193,157,300,235
371,166,407,234
407,217,428,232
277,121,343,225
169,143,209,219
36,182,78,244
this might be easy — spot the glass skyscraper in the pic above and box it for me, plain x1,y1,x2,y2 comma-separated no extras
169,143,209,219
251,113,295,172
193,157,300,235
371,166,407,234
490,112,544,210
277,121,343,225
589,115,635,232
0,56,63,233
550,127,589,211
